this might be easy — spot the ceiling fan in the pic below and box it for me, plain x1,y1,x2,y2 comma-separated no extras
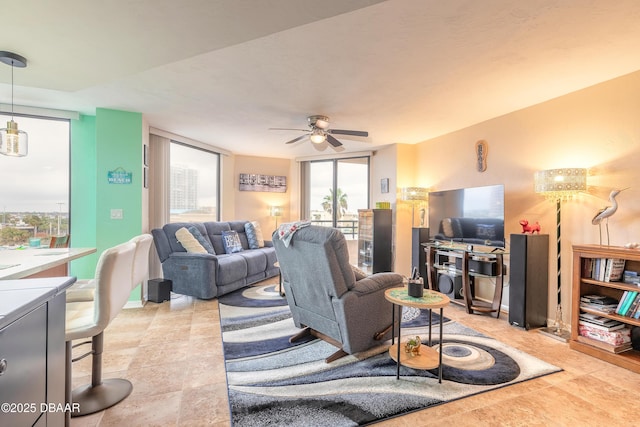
270,115,368,149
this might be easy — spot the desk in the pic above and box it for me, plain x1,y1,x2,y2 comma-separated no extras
385,287,450,383
0,248,96,280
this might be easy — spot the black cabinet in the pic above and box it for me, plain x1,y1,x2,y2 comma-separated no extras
358,209,392,273
509,234,549,329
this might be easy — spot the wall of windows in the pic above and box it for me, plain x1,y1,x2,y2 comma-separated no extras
0,114,69,246
304,156,369,238
169,141,220,222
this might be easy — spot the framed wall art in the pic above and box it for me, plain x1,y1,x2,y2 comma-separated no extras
239,173,287,193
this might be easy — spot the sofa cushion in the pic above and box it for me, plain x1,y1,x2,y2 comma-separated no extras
238,250,267,276
245,221,265,249
222,230,243,254
187,225,215,254
175,227,208,254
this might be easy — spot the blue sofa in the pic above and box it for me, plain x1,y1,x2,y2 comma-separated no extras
152,221,279,299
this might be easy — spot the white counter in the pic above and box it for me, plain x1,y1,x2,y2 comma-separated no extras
0,247,96,280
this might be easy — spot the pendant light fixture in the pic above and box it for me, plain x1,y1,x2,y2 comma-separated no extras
0,51,28,157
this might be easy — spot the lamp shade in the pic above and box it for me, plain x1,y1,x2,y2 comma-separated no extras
270,206,282,217
400,187,428,202
0,119,28,156
534,168,587,201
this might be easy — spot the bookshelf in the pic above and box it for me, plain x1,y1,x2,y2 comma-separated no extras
571,244,640,373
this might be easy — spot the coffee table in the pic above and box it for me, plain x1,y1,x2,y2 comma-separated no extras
384,287,450,383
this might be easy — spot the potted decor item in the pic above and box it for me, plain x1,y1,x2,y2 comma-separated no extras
404,336,421,356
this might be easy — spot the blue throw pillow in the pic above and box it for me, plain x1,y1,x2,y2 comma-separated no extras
222,230,243,254
244,221,264,249
187,225,215,254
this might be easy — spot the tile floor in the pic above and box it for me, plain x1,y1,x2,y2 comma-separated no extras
69,276,640,426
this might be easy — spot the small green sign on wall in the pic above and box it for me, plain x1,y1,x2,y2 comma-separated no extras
107,167,133,184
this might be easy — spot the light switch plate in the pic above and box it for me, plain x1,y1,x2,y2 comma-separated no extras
110,209,123,219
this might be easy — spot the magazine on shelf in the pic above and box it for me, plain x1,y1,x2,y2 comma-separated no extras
578,319,625,332
577,335,633,354
580,294,619,305
578,324,631,346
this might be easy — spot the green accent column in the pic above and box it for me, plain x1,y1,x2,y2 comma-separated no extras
70,108,144,303
70,114,98,279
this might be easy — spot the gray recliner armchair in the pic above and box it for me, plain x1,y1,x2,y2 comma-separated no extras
273,225,403,362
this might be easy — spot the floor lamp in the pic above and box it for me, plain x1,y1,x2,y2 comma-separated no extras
400,187,429,227
534,168,587,342
270,205,282,229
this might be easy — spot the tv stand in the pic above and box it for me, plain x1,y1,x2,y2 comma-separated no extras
424,243,506,317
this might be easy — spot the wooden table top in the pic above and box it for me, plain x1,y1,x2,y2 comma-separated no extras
385,287,450,309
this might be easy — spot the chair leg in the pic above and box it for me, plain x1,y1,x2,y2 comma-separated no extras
71,332,133,417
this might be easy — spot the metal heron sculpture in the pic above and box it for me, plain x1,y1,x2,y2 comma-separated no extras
592,188,628,245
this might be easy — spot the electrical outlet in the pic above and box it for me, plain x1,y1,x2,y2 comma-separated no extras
110,209,123,220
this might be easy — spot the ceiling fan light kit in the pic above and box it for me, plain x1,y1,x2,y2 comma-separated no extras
310,128,326,144
271,114,368,150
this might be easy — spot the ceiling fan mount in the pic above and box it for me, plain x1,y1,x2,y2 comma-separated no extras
270,115,368,149
307,115,330,129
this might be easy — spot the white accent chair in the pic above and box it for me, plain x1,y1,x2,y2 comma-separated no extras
130,234,153,292
66,234,153,303
65,241,137,419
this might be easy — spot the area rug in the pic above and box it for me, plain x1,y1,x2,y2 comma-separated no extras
219,283,561,427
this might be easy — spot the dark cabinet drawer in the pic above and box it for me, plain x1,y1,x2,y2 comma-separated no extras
0,304,47,427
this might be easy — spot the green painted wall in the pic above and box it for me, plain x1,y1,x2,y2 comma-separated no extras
70,108,144,302
69,114,97,279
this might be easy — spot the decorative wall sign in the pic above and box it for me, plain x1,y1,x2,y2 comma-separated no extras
239,173,287,193
107,167,133,184
476,140,488,172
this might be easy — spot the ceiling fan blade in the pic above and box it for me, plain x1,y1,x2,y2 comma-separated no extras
269,127,309,132
328,129,368,137
326,134,343,148
285,134,309,144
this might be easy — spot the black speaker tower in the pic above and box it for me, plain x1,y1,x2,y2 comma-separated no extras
509,234,549,329
411,227,429,281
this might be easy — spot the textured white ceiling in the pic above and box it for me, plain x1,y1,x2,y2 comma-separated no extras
2,0,640,158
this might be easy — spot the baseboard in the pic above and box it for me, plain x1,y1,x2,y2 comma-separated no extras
124,300,144,309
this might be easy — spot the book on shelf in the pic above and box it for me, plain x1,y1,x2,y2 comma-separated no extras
625,293,640,318
623,270,640,285
578,319,625,332
580,303,618,313
578,324,631,346
576,335,633,354
604,258,626,282
615,291,630,314
580,294,619,305
618,291,639,316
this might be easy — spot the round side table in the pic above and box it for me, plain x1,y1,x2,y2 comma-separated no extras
384,287,450,383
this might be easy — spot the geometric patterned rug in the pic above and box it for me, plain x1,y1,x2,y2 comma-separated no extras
219,283,561,426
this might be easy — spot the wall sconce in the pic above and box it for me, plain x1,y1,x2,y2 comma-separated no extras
0,51,28,157
270,205,282,228
400,187,429,227
534,168,587,341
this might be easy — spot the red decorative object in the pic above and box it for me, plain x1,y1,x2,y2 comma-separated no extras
520,219,541,234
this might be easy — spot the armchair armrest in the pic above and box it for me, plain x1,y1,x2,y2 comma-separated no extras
351,272,403,295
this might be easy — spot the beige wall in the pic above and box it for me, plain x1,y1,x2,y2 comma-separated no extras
413,69,640,326
232,155,292,237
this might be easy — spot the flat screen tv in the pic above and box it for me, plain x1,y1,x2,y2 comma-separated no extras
428,184,505,248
